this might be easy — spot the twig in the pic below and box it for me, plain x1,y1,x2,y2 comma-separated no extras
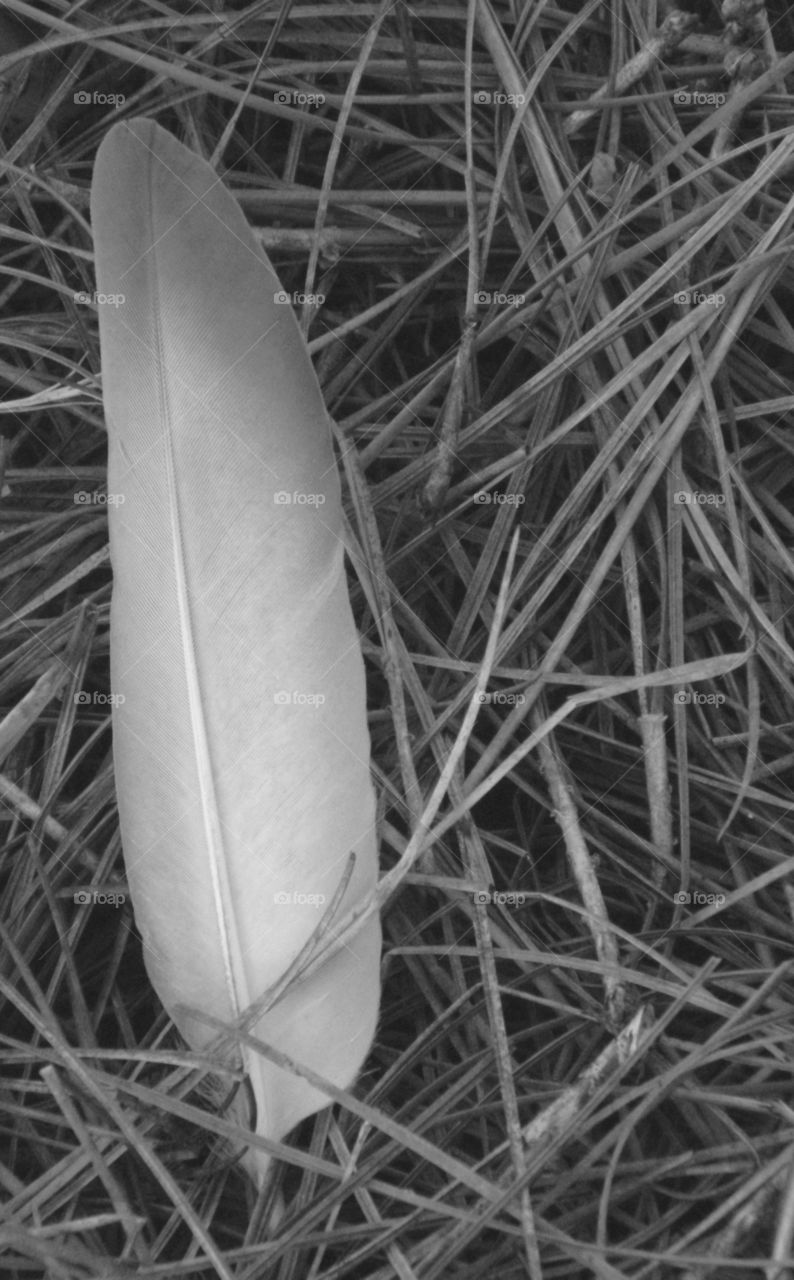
564,9,697,137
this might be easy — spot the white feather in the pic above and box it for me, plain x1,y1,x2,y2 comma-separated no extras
90,118,381,1184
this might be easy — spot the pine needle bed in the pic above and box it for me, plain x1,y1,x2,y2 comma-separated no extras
2,2,794,1276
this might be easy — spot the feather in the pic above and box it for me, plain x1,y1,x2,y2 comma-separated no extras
90,118,381,1185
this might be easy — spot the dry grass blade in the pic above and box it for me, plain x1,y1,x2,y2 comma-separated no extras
3,1,794,1276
